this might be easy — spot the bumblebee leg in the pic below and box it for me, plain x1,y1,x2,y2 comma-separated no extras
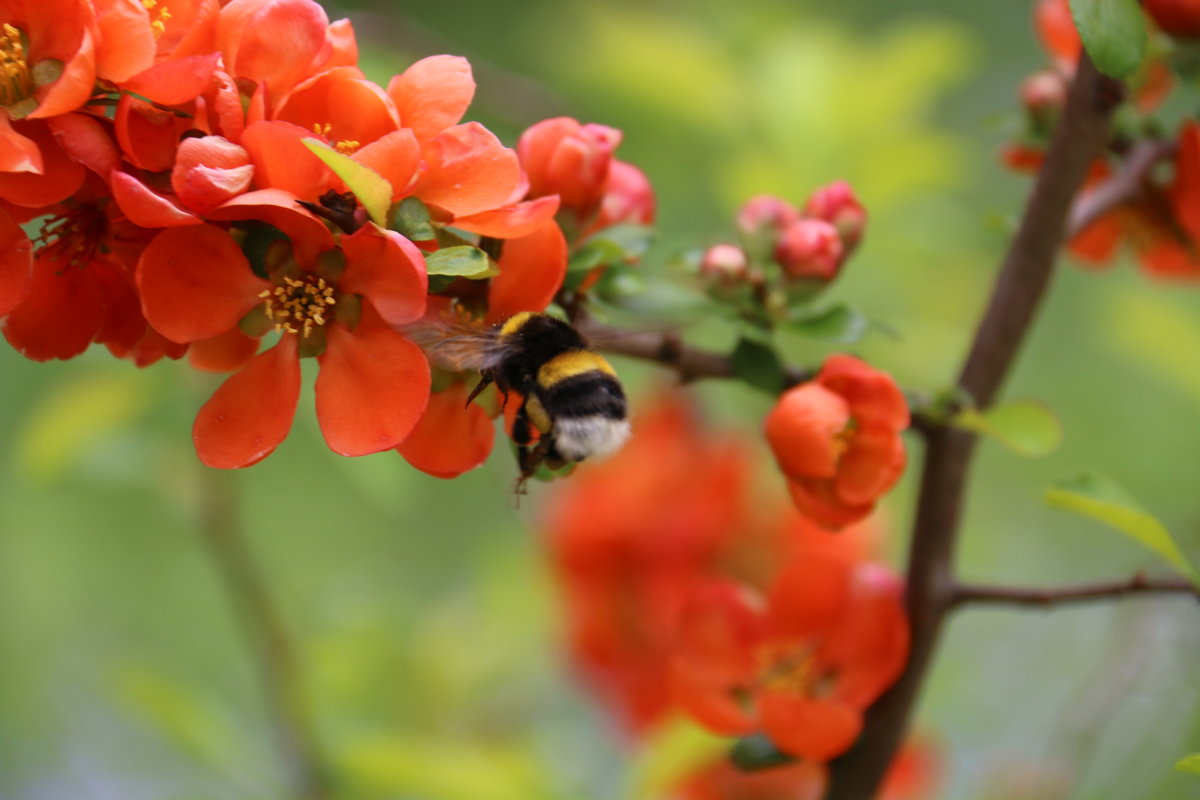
465,372,494,407
514,434,556,495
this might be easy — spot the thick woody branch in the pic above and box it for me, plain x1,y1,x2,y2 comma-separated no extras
825,54,1123,800
951,574,1200,609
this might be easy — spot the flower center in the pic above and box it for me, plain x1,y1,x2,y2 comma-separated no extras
756,642,834,697
35,203,107,270
0,23,33,108
312,122,360,154
141,0,171,38
259,275,337,338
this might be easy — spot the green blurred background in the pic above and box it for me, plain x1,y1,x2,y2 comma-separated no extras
2,1,1199,798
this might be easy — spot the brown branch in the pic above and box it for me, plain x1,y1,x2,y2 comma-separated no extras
577,317,813,386
951,574,1200,609
196,467,328,800
1066,138,1177,239
825,54,1123,800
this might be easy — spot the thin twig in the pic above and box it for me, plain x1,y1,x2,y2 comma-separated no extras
825,54,1123,800
1066,138,1177,239
951,574,1200,609
196,467,328,800
577,316,813,386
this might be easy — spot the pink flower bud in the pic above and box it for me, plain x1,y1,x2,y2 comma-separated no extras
517,117,622,222
803,181,866,254
699,243,749,287
587,159,656,235
774,219,844,282
1020,69,1067,119
736,194,799,240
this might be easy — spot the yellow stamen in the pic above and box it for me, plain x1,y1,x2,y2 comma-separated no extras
260,275,339,338
334,139,360,155
0,23,33,108
313,122,333,138
141,0,171,39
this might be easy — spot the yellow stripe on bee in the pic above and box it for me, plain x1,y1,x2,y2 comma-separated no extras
499,311,536,338
524,393,553,433
538,350,617,387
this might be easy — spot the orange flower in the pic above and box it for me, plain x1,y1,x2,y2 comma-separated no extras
670,554,909,763
765,355,909,528
137,217,429,467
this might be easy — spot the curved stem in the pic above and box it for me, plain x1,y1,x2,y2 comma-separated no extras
951,574,1200,609
196,466,328,800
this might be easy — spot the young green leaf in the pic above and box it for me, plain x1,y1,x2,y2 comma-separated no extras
1070,0,1147,79
424,245,497,279
785,303,868,343
954,399,1063,457
1045,471,1199,584
731,335,787,395
1176,753,1200,775
301,137,392,226
389,196,436,242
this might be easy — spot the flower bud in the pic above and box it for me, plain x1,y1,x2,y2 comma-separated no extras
699,243,749,289
1020,69,1067,115
1145,0,1200,38
803,180,867,254
736,194,798,240
517,117,622,223
585,159,656,237
774,219,844,283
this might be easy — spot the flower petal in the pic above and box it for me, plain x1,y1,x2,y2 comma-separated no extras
0,208,33,316
2,257,104,361
766,551,853,641
208,188,335,267
122,52,222,106
486,220,567,324
387,55,475,141
111,170,201,227
339,224,428,326
764,383,850,479
194,335,300,468
397,381,495,478
188,327,261,372
0,121,86,207
137,224,269,343
47,113,119,179
315,324,431,456
757,692,862,763
413,122,521,217
453,195,561,239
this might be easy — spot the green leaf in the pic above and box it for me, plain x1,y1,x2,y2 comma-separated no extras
1070,0,1147,79
301,137,392,226
785,303,868,343
564,224,655,291
1176,753,1200,775
1045,472,1199,584
731,335,786,395
730,733,794,772
953,399,1063,457
424,245,497,279
389,196,436,242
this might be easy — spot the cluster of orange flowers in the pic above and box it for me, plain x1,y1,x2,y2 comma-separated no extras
543,392,932,799
1007,0,1200,280
0,0,651,471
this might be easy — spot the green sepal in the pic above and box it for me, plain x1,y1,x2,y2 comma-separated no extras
729,733,794,772
237,222,290,281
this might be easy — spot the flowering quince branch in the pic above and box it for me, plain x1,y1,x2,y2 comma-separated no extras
823,52,1123,800
950,573,1200,609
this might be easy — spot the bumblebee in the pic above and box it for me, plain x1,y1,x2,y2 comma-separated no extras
427,312,630,489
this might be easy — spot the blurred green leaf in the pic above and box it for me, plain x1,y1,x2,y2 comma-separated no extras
1177,753,1200,775
425,245,497,278
15,371,151,482
954,399,1063,457
784,303,868,343
731,335,786,394
336,735,560,800
301,138,391,226
730,732,794,771
115,668,235,768
238,222,289,280
1045,472,1199,583
1070,0,1147,79
625,717,726,800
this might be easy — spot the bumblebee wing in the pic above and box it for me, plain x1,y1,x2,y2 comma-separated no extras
406,322,511,372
